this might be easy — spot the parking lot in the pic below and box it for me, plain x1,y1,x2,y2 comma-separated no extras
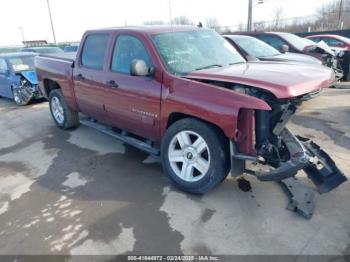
0,88,349,256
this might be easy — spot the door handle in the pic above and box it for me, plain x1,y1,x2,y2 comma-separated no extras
106,80,119,88
75,73,85,81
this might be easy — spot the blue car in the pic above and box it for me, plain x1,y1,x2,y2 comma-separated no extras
0,52,42,105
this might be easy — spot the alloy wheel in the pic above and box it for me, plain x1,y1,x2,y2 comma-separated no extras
168,130,210,182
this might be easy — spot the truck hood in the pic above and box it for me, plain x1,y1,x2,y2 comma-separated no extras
259,53,322,65
185,62,335,99
18,70,38,85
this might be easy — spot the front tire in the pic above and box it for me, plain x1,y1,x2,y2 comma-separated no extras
161,118,230,194
12,87,30,106
49,89,79,129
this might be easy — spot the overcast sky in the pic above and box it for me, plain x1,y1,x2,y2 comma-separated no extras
0,0,333,46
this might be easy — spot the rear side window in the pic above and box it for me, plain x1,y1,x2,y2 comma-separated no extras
0,59,8,74
81,34,109,70
111,35,152,74
257,35,286,52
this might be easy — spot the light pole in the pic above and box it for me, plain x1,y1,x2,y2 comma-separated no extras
338,0,344,29
168,0,173,24
247,0,264,32
46,0,57,44
247,0,253,31
19,27,25,42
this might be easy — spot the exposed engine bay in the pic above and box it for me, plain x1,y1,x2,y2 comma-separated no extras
195,80,347,218
13,71,41,105
305,42,344,79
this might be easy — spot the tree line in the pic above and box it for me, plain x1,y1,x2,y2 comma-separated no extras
143,0,350,33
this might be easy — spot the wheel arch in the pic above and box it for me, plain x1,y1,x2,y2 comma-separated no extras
165,112,228,142
43,79,61,97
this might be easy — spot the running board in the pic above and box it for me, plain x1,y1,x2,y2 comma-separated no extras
80,118,160,156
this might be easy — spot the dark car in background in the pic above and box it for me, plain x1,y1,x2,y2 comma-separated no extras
306,34,350,81
63,44,79,52
237,32,343,79
0,52,42,105
224,35,322,65
21,46,63,54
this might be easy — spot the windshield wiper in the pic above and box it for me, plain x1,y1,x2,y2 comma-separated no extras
229,61,245,65
195,64,223,71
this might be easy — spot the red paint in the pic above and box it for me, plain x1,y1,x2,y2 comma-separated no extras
35,26,335,153
236,109,256,155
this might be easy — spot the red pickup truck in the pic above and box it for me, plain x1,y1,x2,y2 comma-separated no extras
35,26,346,200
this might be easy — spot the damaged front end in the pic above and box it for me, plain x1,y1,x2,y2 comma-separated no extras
13,71,42,105
304,43,344,80
231,87,347,218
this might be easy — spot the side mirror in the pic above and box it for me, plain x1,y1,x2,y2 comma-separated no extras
245,55,260,62
130,59,154,77
282,44,290,53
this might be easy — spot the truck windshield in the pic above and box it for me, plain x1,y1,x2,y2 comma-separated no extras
9,56,35,72
278,33,311,51
230,36,280,57
151,30,245,75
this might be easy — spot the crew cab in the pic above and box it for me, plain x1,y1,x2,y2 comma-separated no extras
35,26,346,208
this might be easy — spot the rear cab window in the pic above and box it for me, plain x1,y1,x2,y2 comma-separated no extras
81,34,110,70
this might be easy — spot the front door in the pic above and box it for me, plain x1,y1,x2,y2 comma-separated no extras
0,58,11,98
73,33,110,121
103,33,162,140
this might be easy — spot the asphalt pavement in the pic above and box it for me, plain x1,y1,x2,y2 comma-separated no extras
0,89,349,256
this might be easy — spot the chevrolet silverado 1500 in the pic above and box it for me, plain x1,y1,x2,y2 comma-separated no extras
35,26,346,217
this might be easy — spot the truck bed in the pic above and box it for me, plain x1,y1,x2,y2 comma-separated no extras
38,52,76,63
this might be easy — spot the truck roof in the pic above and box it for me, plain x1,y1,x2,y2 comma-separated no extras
87,25,205,35
38,52,77,63
0,52,37,58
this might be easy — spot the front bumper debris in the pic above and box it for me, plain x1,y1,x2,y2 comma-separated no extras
255,128,310,181
298,136,347,193
231,127,347,219
254,128,347,193
280,177,315,219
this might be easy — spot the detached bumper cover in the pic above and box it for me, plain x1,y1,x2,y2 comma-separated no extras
298,136,347,193
255,128,347,193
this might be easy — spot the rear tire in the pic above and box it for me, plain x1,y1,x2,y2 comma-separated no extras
49,89,79,129
161,118,230,194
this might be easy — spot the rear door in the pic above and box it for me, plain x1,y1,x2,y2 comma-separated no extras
73,33,111,121
103,33,162,140
0,58,11,98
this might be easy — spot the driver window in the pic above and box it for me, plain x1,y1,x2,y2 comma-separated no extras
0,59,8,74
111,35,152,74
